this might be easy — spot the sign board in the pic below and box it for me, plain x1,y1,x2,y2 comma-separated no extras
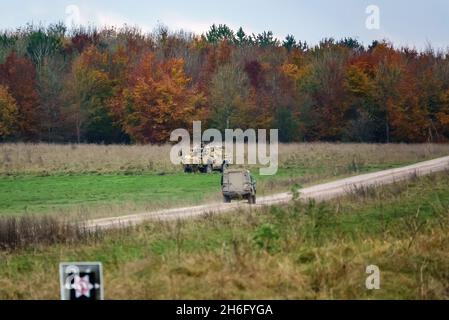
59,262,104,300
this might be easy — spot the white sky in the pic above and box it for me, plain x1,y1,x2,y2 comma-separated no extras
1,0,448,50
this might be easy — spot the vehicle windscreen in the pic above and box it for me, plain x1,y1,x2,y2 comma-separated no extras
225,172,247,190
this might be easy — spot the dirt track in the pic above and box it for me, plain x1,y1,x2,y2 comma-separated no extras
86,156,449,230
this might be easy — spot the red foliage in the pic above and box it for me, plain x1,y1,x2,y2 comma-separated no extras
244,60,264,89
0,53,41,140
109,53,205,143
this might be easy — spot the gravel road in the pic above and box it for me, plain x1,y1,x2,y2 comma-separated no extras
85,156,449,230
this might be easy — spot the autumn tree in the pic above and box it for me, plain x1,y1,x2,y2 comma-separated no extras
0,32,17,64
65,27,100,54
0,85,18,138
109,53,205,143
344,54,378,141
64,46,125,143
243,59,271,128
0,52,41,140
26,23,65,68
36,55,68,142
1,23,449,143
412,52,448,142
297,46,349,140
208,63,255,131
435,89,449,140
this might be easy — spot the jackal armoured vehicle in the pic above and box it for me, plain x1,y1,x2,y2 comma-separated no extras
182,144,230,173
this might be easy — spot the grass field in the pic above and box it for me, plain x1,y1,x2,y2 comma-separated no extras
1,170,448,299
0,143,448,218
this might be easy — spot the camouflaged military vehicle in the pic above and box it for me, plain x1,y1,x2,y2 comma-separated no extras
182,144,230,173
221,169,256,204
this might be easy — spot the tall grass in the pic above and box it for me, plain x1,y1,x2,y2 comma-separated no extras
1,142,449,175
1,171,448,299
0,143,176,175
0,215,100,250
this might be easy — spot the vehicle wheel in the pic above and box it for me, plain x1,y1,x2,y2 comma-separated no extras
248,195,256,204
223,196,231,203
184,166,192,173
221,163,229,172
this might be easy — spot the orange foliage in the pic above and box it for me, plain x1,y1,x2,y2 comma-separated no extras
281,63,301,81
0,85,18,137
0,53,40,140
218,40,232,65
109,53,205,143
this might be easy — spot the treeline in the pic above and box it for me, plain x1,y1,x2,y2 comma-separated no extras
0,23,449,143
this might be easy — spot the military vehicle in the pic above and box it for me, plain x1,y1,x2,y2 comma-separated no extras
181,143,230,173
221,169,256,204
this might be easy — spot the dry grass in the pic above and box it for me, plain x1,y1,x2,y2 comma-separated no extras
278,142,449,173
1,172,448,299
0,143,176,175
1,142,449,175
1,144,448,299
0,215,100,250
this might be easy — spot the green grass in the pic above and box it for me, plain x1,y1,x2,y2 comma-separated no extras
1,142,448,217
1,171,448,299
0,172,221,216
0,162,410,217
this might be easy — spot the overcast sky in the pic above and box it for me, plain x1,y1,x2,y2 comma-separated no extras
1,0,448,50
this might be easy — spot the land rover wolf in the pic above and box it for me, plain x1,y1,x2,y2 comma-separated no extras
221,169,256,204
